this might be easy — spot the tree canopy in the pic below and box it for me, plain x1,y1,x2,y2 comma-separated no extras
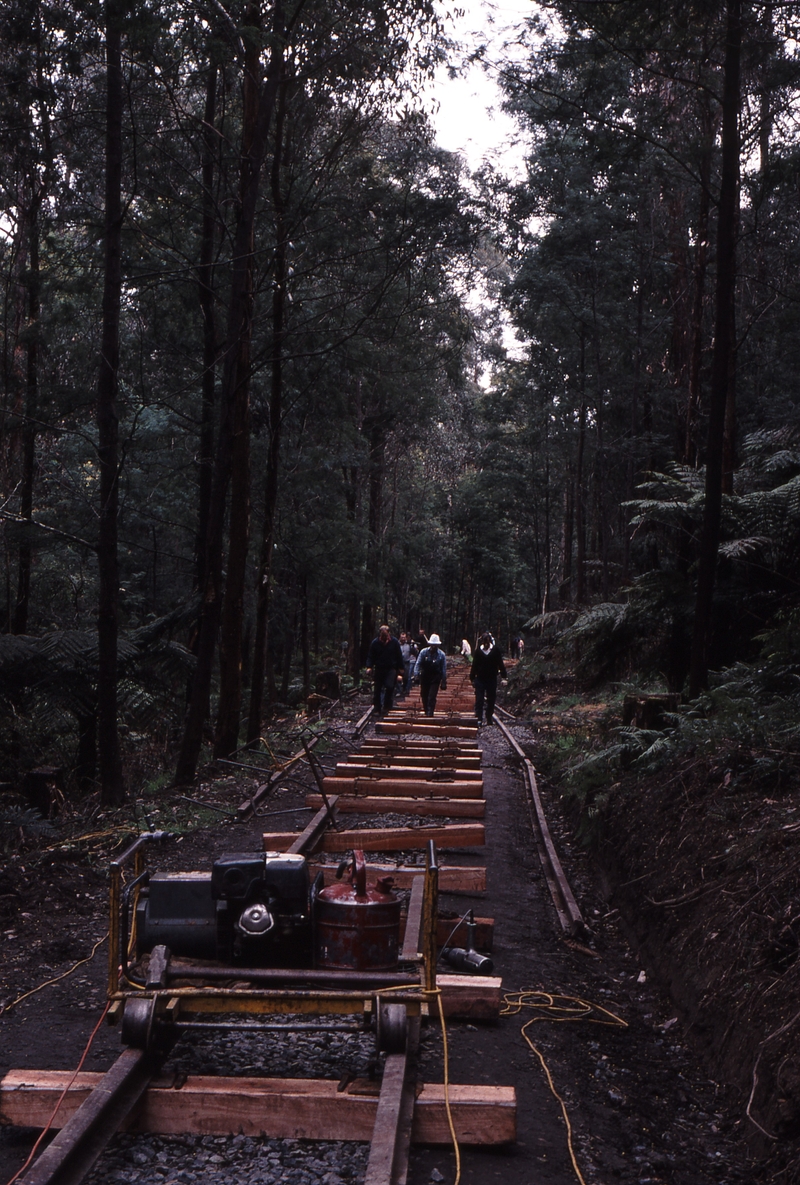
3,0,800,796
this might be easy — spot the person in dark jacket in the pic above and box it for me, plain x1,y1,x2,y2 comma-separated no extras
365,625,404,717
470,632,507,725
414,633,447,717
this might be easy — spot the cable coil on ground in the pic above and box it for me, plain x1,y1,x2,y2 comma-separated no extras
502,990,628,1185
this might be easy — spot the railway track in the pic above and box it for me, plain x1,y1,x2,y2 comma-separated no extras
2,665,585,1185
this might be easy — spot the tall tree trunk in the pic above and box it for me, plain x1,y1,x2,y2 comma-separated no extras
13,193,39,635
722,315,737,495
341,459,363,681
300,575,310,698
280,605,296,701
175,0,288,785
96,0,125,805
347,594,361,680
359,416,384,660
689,0,741,697
213,15,269,758
561,463,574,603
624,191,648,585
2,210,30,618
195,62,218,595
591,290,609,599
247,72,289,743
543,444,551,614
685,99,714,467
575,331,587,605
214,370,251,755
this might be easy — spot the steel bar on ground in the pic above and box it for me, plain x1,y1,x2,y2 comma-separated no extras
236,737,320,819
353,705,375,737
286,796,339,854
494,717,585,937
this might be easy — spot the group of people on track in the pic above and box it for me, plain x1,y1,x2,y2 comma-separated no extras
364,625,511,724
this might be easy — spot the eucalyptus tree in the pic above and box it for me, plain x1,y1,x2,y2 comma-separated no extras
244,111,476,727
174,0,455,778
489,0,800,686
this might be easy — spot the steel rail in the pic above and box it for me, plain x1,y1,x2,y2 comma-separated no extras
352,703,375,738
16,1048,155,1185
494,717,586,939
236,735,320,820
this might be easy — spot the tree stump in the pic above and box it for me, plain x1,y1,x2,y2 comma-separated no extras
23,767,65,817
315,670,340,699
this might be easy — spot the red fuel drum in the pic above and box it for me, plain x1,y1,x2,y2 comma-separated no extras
315,849,401,971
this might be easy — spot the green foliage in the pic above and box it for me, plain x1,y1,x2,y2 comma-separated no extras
0,809,57,851
0,612,196,782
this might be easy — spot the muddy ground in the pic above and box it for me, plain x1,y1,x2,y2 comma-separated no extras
0,692,764,1184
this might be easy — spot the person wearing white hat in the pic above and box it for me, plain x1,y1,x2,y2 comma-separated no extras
413,633,447,717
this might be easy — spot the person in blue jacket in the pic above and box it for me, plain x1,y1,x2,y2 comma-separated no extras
365,625,404,717
414,633,447,717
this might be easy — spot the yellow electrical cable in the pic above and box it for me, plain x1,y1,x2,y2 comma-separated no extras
502,991,628,1185
0,932,108,1016
431,985,461,1185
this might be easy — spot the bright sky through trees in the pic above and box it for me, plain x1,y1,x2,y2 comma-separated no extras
429,0,536,176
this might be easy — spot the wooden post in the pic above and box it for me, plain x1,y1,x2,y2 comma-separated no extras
423,841,438,994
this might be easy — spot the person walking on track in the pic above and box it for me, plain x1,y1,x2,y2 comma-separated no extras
470,631,507,725
399,631,417,696
414,633,447,717
365,625,404,717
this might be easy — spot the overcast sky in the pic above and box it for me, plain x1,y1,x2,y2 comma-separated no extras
427,0,536,177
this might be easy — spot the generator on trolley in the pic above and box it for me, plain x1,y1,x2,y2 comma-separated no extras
107,830,440,1058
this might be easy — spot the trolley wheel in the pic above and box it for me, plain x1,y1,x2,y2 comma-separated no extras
375,998,407,1054
121,996,157,1050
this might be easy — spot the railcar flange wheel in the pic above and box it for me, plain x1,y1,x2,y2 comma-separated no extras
375,998,408,1054
121,996,157,1051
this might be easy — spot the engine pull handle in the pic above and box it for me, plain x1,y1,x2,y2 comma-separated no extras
353,849,367,898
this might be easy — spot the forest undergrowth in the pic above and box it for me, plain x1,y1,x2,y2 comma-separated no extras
507,636,800,1183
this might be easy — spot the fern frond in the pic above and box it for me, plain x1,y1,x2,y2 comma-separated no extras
718,536,772,560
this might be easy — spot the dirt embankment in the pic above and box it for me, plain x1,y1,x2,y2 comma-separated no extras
524,684,800,1184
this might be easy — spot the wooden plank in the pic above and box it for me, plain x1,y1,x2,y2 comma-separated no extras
375,724,478,739
0,1073,515,1145
322,777,483,799
361,739,479,751
305,794,485,819
401,877,425,961
360,747,479,758
436,973,503,1020
309,863,486,893
334,763,483,780
358,752,479,764
263,824,485,853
